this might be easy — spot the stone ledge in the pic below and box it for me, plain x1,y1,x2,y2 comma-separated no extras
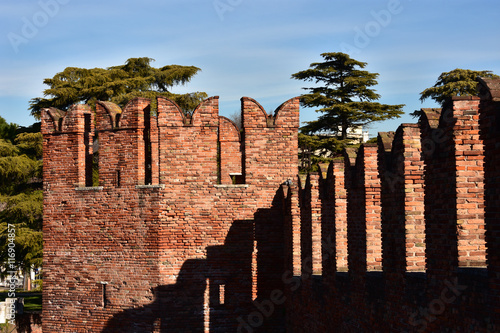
214,184,249,188
75,186,104,191
135,184,166,189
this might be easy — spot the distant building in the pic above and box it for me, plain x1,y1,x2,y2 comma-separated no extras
315,125,369,143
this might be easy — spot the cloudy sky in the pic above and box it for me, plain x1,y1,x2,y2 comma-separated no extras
1,0,500,137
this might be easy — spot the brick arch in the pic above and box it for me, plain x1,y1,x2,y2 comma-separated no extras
273,97,300,128
219,116,241,142
96,101,122,131
241,97,269,128
190,96,219,127
44,107,66,132
157,96,186,127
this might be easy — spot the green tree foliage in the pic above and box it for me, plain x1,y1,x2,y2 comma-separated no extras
298,133,346,173
29,57,208,119
0,118,43,274
0,116,18,143
420,68,499,105
298,133,346,157
292,52,404,140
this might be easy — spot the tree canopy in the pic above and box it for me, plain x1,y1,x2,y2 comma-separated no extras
0,118,43,279
29,57,207,119
291,52,404,140
419,68,499,105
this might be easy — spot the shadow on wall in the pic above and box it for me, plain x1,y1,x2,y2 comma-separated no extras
103,191,286,333
103,259,207,332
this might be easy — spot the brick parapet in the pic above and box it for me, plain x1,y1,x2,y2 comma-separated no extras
420,96,486,285
42,95,299,332
331,160,348,272
42,80,500,332
345,144,382,275
377,124,425,323
378,124,425,274
285,85,497,331
42,104,93,188
96,98,151,187
451,97,486,268
242,97,300,188
157,96,219,186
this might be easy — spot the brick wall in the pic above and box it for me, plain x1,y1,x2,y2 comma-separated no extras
42,79,500,332
285,83,499,332
42,96,299,332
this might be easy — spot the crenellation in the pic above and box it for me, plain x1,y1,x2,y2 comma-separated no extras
42,82,500,332
96,99,151,187
43,95,300,332
190,96,219,127
286,82,499,331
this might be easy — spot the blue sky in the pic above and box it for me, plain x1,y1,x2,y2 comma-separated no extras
1,0,500,137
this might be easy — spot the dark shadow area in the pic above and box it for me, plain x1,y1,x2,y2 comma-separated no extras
289,268,490,332
298,174,312,279
15,312,42,333
345,148,368,302
103,259,207,332
319,165,337,281
479,96,500,330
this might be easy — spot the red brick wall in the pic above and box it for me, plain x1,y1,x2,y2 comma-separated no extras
285,86,498,332
42,82,500,332
42,96,299,332
345,144,382,276
452,98,486,267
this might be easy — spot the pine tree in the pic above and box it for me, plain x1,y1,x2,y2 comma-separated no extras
0,119,42,288
420,68,499,105
29,57,207,119
292,52,404,140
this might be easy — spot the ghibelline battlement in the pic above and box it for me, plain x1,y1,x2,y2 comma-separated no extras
41,96,299,189
42,78,500,332
290,94,486,277
42,95,300,332
284,80,499,332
